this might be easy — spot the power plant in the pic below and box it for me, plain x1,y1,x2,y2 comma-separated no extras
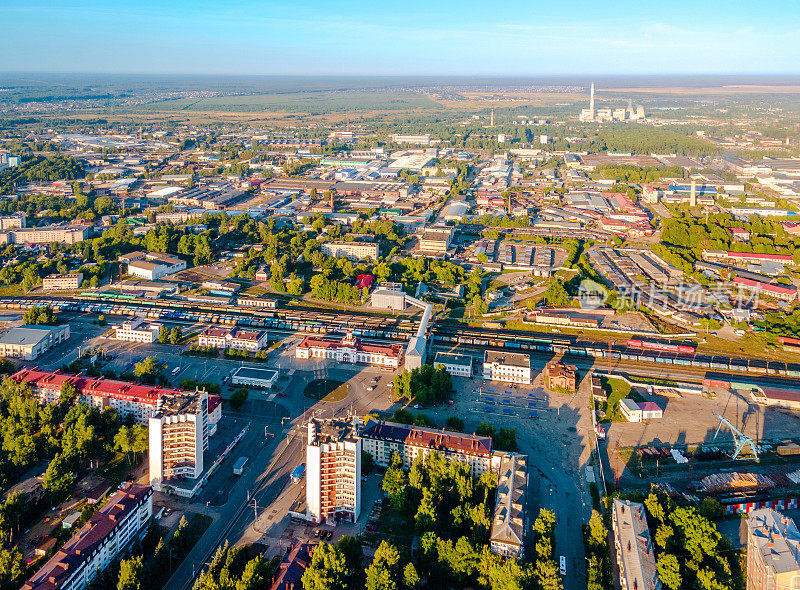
580,82,645,122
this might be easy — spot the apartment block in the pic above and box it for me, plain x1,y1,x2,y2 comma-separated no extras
0,324,70,360
42,273,84,290
112,317,161,343
360,419,493,477
320,240,379,261
746,508,800,590
483,350,532,384
611,499,661,590
305,417,361,524
149,391,209,492
490,453,528,558
0,212,26,230
198,326,270,351
0,225,88,245
23,484,152,590
12,368,185,424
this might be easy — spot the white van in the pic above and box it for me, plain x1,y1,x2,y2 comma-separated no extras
559,556,566,576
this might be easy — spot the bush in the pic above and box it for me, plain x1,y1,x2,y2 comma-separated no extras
229,388,248,410
445,416,464,432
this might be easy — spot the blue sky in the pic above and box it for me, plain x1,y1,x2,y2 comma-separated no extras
1,0,799,75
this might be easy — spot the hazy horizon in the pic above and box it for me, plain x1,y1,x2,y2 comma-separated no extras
2,0,799,76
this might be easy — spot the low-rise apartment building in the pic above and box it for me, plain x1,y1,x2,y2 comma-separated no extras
12,368,185,424
490,453,528,558
320,241,379,261
295,332,402,368
23,484,152,590
483,350,532,384
198,326,270,351
149,391,209,492
0,324,70,360
112,317,160,343
360,419,493,477
0,212,26,230
433,351,473,377
746,508,800,590
306,417,362,524
42,273,83,290
611,499,661,590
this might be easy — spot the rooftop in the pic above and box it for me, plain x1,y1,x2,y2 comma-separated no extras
434,351,472,367
13,368,184,406
231,366,278,381
0,325,63,347
484,350,531,369
490,453,527,549
155,391,207,418
747,508,800,575
612,499,660,590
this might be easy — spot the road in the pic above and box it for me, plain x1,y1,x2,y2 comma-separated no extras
163,357,394,589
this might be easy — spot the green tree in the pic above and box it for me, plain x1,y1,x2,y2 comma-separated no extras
158,325,169,344
0,547,25,590
656,553,682,590
230,388,249,410
543,277,570,307
402,563,419,589
169,326,182,345
382,463,406,511
133,356,165,383
117,555,144,590
445,416,464,432
42,452,74,501
114,425,149,466
301,542,351,590
588,509,606,547
60,381,78,407
366,541,401,590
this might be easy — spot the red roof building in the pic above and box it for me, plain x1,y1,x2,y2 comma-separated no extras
23,484,152,590
733,276,798,302
269,543,315,590
356,274,374,290
12,368,185,424
295,332,402,368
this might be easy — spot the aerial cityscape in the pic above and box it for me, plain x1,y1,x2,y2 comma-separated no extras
2,2,800,590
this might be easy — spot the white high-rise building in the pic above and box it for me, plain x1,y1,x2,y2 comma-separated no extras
305,417,362,524
149,391,209,492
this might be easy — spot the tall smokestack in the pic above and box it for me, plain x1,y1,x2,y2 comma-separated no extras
490,107,494,127
690,179,697,207
590,83,595,116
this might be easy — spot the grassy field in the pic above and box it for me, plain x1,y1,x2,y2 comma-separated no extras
599,377,644,423
303,379,349,402
130,90,444,114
